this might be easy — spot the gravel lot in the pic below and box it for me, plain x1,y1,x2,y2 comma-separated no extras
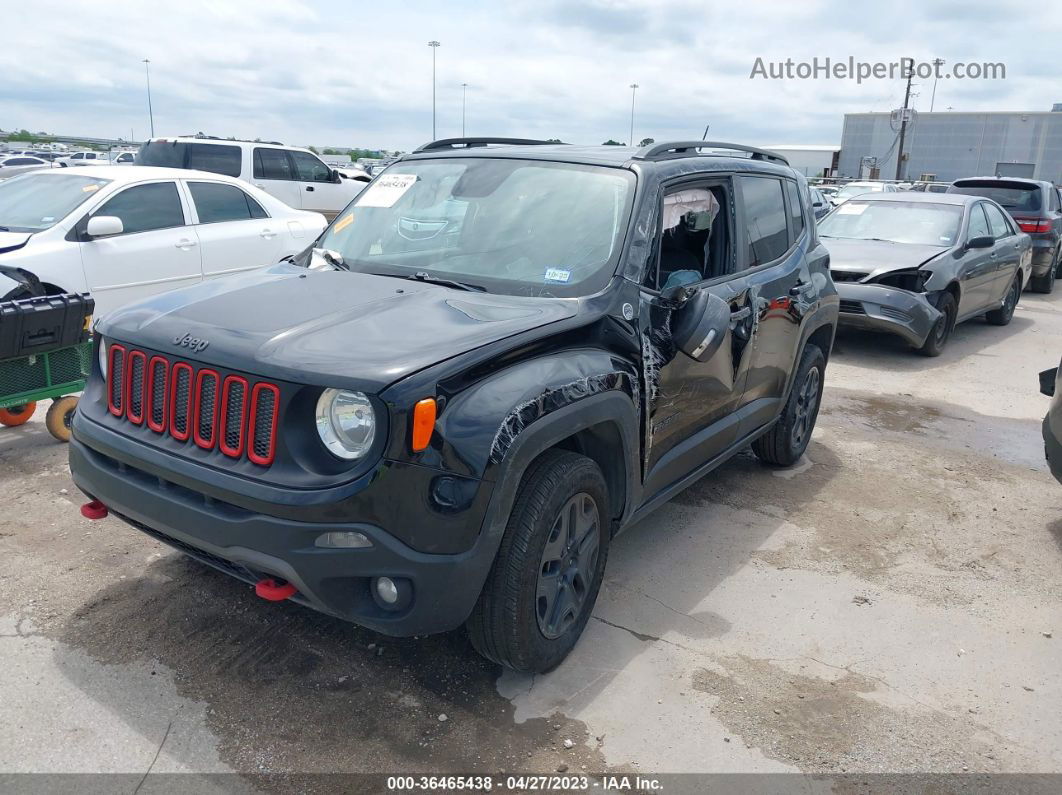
1,291,1060,783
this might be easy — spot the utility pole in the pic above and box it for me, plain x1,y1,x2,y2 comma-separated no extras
461,82,468,137
895,61,914,181
628,83,638,146
929,58,945,112
428,41,441,139
142,59,155,138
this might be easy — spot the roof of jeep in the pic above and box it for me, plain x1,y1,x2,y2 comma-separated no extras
400,143,796,178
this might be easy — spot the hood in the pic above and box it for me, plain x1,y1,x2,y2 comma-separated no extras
823,237,948,276
0,230,33,255
98,264,580,393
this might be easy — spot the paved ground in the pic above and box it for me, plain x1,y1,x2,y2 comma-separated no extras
1,290,1060,783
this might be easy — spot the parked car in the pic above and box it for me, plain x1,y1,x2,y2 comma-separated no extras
809,186,831,219
56,151,109,167
1040,361,1062,484
0,166,326,317
909,181,952,194
823,192,1031,356
0,155,51,179
135,136,365,220
111,151,137,165
69,138,839,673
832,181,902,204
947,177,1062,293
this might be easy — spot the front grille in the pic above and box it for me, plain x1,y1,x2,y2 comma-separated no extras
105,345,280,467
831,270,869,283
839,299,865,314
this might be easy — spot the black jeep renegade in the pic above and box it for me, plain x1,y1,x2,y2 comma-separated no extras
70,138,838,673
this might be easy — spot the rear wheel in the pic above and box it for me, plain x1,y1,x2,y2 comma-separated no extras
752,344,825,466
1032,252,1057,294
917,291,957,357
986,274,1020,326
467,450,609,673
45,395,79,442
0,402,37,427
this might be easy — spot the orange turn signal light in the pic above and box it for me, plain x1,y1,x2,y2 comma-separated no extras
411,398,437,452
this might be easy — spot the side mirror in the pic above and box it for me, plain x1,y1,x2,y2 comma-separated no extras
331,168,343,183
671,289,731,362
85,215,124,238
1040,367,1058,397
967,235,995,249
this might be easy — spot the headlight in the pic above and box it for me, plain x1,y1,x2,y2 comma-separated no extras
97,336,108,379
315,388,375,459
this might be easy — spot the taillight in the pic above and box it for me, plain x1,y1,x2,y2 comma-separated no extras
1015,218,1052,234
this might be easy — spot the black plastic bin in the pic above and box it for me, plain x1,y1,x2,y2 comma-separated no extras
0,293,95,362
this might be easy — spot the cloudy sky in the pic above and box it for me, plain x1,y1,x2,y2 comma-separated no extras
3,0,1060,152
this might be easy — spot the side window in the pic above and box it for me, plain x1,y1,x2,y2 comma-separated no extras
189,181,269,223
71,153,84,160
92,182,185,235
187,144,241,177
984,203,1011,239
738,176,789,268
1051,188,1061,213
651,184,731,290
253,148,294,181
784,179,805,240
967,204,991,240
290,150,332,182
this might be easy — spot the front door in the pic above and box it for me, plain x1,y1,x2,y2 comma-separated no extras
640,179,758,500
289,149,351,220
983,201,1022,299
960,202,999,313
77,181,202,316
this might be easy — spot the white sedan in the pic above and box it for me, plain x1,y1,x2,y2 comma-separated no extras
0,155,52,179
0,166,326,317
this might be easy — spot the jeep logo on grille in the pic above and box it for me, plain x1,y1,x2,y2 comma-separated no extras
173,333,210,353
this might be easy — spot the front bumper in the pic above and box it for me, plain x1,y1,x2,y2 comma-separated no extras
69,434,502,638
835,283,942,347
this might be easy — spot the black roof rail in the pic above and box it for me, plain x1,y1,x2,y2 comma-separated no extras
634,140,789,166
413,137,564,153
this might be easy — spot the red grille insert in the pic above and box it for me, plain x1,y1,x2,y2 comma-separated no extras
103,347,279,467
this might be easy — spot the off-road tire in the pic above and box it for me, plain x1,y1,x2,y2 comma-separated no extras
467,450,610,673
917,291,957,357
752,343,825,467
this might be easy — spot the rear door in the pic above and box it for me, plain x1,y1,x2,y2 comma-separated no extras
251,147,302,210
77,181,202,315
734,174,815,437
185,179,285,279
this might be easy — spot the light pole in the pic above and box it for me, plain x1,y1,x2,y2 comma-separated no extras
142,59,155,138
461,82,469,137
929,58,945,112
428,41,441,139
628,83,638,146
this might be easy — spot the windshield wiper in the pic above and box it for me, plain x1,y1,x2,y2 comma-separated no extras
405,271,485,292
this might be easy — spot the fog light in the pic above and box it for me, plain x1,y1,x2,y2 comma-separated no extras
314,531,372,549
375,576,399,605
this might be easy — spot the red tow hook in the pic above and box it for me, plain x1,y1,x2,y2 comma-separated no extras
80,500,108,520
255,578,297,602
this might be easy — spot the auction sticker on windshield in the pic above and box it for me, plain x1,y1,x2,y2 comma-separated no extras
359,174,417,207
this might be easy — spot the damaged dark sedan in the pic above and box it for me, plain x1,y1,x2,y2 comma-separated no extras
823,193,1032,356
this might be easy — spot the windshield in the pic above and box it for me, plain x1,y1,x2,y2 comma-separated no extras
836,183,883,200
0,173,110,232
950,182,1041,211
315,158,636,297
818,200,963,246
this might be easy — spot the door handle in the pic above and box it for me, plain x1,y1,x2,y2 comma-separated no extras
254,183,265,189
174,238,198,249
790,281,813,296
730,306,752,321
305,186,315,192
259,228,276,239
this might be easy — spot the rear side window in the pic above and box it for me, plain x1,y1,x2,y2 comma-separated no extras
785,179,805,240
739,176,789,267
189,181,268,223
92,182,185,234
187,144,241,177
253,148,294,180
1051,189,1061,213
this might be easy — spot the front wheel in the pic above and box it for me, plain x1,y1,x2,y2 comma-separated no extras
467,450,609,673
917,291,957,357
752,344,825,467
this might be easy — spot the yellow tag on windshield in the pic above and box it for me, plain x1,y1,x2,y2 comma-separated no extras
333,213,353,232
82,184,100,192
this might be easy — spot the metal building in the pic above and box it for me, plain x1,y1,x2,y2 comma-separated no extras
837,108,1062,184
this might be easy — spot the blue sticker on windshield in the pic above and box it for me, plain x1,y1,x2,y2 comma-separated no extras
545,268,571,283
